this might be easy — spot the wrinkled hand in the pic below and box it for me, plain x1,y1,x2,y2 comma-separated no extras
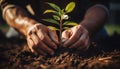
26,24,59,56
62,25,90,51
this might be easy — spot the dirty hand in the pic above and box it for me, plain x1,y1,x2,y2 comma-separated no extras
26,24,59,56
62,25,90,51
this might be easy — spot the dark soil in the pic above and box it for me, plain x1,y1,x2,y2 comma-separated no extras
0,31,120,69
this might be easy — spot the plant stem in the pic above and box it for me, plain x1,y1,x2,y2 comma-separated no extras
59,18,63,46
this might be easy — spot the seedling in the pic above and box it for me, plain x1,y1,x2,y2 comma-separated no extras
42,1,78,46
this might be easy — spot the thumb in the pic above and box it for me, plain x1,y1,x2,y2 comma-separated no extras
48,29,59,45
62,30,70,43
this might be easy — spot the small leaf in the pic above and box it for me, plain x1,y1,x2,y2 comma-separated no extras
58,9,64,15
63,27,70,30
53,15,60,20
48,26,59,30
42,19,59,25
65,22,78,26
65,2,75,13
63,21,78,26
46,2,61,12
43,9,57,14
62,14,69,20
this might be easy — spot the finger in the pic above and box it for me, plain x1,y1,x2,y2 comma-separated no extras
81,36,90,51
29,36,45,55
62,30,70,43
30,35,47,56
31,32,54,55
37,30,57,49
63,29,81,47
38,41,55,55
30,34,54,56
31,24,55,55
30,33,48,55
27,37,35,53
30,33,39,46
44,34,58,49
69,33,87,49
78,28,90,51
33,46,47,56
49,29,59,45
78,36,90,51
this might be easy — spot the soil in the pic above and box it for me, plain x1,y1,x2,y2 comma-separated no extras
0,31,120,69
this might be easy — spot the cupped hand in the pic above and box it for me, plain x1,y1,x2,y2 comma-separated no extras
26,23,59,56
62,25,90,51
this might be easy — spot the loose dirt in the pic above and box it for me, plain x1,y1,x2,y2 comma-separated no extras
0,31,120,69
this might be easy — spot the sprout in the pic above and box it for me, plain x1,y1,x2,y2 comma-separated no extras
42,2,78,46
62,14,69,20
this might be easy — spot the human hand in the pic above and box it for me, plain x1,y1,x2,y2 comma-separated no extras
62,25,90,51
26,23,59,56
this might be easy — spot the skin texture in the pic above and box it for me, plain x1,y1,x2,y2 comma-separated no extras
2,4,108,55
4,6,59,56
62,25,90,51
26,24,59,55
62,5,108,51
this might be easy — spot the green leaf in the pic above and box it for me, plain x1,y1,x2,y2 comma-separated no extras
43,9,57,14
48,26,59,30
63,27,70,30
53,15,60,20
42,19,59,25
63,21,78,26
46,2,61,12
65,2,75,13
58,9,65,16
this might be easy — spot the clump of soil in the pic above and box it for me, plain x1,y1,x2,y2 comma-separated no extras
0,31,120,69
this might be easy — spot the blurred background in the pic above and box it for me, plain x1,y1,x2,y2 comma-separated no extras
106,0,120,36
0,0,120,36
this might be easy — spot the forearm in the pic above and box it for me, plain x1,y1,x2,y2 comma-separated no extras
3,5,37,36
80,4,109,36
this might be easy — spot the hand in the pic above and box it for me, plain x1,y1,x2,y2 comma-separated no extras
26,23,59,56
62,25,90,51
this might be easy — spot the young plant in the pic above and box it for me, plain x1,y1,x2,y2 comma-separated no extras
42,1,78,46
